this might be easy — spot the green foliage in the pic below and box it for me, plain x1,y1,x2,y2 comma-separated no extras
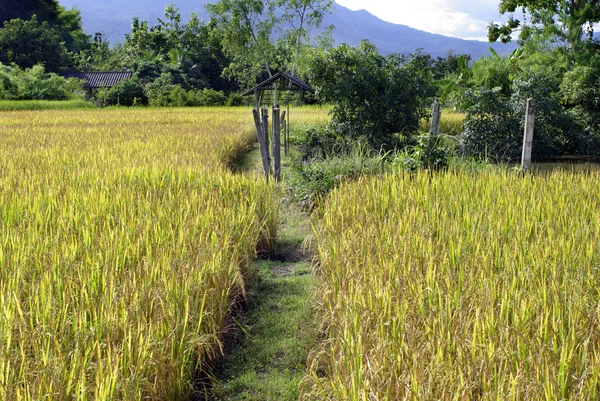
431,52,472,80
207,0,333,87
96,78,147,106
471,53,514,96
287,146,385,209
309,41,436,150
461,68,587,160
393,133,454,171
435,54,472,110
145,73,231,106
1,0,62,24
0,16,72,72
489,0,600,48
560,65,600,154
120,6,235,92
207,0,278,87
0,63,82,100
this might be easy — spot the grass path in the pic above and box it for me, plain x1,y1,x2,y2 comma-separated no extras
210,145,317,400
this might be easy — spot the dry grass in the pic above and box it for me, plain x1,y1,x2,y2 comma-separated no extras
305,168,600,400
0,107,279,400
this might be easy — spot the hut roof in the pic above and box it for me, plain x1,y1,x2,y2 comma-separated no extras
61,71,133,89
241,72,315,96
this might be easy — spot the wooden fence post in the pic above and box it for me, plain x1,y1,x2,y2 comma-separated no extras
261,106,271,172
429,99,441,136
282,111,287,156
273,107,281,182
521,98,536,171
253,109,270,181
428,99,441,155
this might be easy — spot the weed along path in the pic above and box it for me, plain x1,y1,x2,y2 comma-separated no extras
210,146,318,401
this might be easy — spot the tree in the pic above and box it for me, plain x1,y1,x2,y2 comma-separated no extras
206,0,333,88
488,0,600,48
119,5,234,92
0,15,71,72
207,0,277,87
0,0,62,25
276,0,333,77
1,0,89,54
309,41,436,150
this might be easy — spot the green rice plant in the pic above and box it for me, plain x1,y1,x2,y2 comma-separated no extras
0,107,279,400
305,168,600,400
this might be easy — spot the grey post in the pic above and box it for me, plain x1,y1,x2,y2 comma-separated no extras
253,109,270,181
521,98,536,171
273,107,281,182
261,106,271,171
429,99,441,136
282,110,287,156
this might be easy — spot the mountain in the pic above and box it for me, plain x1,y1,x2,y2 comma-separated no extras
58,0,518,59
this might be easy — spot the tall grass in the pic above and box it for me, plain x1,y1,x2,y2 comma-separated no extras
0,108,278,399
305,168,600,400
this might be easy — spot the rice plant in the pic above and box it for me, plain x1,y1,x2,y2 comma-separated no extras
0,107,278,400
305,168,600,400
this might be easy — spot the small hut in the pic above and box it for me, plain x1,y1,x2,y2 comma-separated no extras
242,72,315,182
61,71,133,98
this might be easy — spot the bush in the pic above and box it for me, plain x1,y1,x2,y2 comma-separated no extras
309,41,435,150
145,73,230,107
0,63,82,100
460,69,583,161
286,148,385,209
96,78,147,106
560,66,600,154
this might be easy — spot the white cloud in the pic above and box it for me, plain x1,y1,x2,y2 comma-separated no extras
335,0,508,40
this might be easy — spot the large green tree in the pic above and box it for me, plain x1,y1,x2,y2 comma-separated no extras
206,0,332,88
0,15,71,72
309,41,435,150
489,0,600,48
1,0,89,54
118,5,234,91
0,0,61,25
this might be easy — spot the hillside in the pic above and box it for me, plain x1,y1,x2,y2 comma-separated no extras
58,0,518,58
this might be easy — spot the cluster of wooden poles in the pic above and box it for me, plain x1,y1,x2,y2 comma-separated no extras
252,105,290,182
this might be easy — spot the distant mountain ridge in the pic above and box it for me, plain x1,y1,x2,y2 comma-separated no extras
58,0,518,59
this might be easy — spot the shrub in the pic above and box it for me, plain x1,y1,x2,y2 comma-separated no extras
460,69,583,161
97,78,147,106
309,41,435,150
286,149,385,209
0,63,82,100
560,66,600,155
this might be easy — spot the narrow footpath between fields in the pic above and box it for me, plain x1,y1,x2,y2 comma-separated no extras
209,146,319,401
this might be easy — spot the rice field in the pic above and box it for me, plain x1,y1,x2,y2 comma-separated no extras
306,168,600,400
0,108,279,400
420,111,465,136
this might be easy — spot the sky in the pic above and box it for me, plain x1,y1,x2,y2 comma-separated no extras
335,0,511,41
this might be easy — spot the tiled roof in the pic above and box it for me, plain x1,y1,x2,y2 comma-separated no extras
61,71,133,88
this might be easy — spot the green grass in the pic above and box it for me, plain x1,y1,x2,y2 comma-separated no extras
210,260,315,401
0,99,96,110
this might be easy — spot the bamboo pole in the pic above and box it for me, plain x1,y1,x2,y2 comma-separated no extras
253,109,270,181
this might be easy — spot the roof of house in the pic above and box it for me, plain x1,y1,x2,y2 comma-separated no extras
241,72,315,96
61,71,133,88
